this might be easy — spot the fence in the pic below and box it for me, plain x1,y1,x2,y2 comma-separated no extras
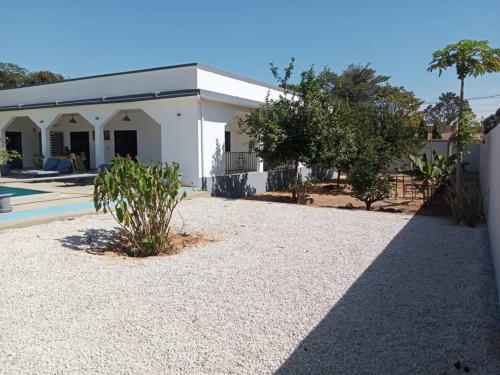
480,122,500,302
224,152,258,174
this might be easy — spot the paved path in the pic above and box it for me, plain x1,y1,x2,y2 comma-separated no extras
0,198,499,374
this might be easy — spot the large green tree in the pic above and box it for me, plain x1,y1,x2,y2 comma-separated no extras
0,62,64,88
423,92,471,141
428,39,500,186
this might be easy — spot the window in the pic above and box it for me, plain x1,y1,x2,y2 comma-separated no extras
225,131,231,152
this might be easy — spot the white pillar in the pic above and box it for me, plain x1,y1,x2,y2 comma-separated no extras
160,124,168,163
94,123,105,167
40,125,51,161
80,111,115,169
257,156,264,172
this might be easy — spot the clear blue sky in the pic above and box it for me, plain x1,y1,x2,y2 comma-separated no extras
1,0,499,117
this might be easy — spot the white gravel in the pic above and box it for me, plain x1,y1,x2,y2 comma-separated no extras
0,197,499,374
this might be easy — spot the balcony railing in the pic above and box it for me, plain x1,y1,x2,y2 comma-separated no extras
225,152,259,174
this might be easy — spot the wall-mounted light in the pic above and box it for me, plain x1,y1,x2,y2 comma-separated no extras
69,114,77,124
122,112,131,122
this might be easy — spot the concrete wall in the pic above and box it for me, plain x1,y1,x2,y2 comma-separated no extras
480,123,500,301
225,112,250,152
203,167,336,198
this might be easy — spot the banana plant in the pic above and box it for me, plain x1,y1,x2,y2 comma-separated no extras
409,151,456,201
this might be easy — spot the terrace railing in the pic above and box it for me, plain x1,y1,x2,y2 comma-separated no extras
224,152,258,174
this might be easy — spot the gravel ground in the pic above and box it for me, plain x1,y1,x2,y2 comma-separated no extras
0,197,499,374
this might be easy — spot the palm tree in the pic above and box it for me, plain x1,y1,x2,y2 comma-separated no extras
428,39,500,188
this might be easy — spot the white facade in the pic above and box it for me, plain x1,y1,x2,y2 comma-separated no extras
0,64,282,186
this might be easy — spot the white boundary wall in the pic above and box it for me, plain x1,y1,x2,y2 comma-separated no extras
480,124,500,297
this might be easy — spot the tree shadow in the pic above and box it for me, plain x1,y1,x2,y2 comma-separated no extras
276,215,500,373
210,174,256,199
210,139,224,176
266,169,296,191
57,227,125,255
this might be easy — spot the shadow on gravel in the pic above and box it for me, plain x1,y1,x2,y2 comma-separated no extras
276,215,500,374
57,228,124,254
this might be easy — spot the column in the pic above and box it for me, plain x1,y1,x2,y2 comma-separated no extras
256,156,264,172
160,124,168,163
40,125,51,161
94,123,105,167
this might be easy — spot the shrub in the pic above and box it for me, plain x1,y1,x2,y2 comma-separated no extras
348,162,391,210
445,178,483,227
289,175,316,201
93,157,186,256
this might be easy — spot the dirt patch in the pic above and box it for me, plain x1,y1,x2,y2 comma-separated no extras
246,180,451,217
61,228,212,258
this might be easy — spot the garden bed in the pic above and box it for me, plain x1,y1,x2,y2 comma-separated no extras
247,179,451,217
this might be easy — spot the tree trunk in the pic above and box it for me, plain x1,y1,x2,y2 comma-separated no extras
291,160,299,200
456,78,465,190
365,201,372,211
336,170,342,189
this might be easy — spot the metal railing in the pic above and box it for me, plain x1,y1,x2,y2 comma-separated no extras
224,152,258,174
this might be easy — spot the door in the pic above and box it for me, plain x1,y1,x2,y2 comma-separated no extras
5,131,23,169
114,130,138,159
70,131,90,169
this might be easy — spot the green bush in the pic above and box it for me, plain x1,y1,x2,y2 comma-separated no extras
348,162,391,210
93,157,186,256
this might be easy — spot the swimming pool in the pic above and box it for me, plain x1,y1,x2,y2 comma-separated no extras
0,186,48,197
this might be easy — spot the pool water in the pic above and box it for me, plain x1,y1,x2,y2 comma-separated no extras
0,186,48,197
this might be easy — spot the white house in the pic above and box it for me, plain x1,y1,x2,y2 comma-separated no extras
0,63,284,187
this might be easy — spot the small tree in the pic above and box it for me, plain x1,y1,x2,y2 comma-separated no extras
348,156,391,211
239,59,325,199
93,157,186,257
428,40,500,187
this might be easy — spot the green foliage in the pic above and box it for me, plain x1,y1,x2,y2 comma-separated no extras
0,62,64,88
240,60,422,199
483,108,500,134
424,92,470,131
239,59,326,180
93,157,186,257
0,138,22,164
428,39,500,80
409,151,456,201
450,109,481,153
348,150,391,210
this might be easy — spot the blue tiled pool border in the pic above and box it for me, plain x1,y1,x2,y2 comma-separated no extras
0,187,199,223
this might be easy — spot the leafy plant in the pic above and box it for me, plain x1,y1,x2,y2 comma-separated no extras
409,151,456,201
428,39,500,187
348,160,391,211
93,157,186,257
0,138,22,164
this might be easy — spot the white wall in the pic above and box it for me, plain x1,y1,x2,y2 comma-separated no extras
197,67,284,103
225,112,250,152
201,100,248,177
4,117,39,168
480,123,500,302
